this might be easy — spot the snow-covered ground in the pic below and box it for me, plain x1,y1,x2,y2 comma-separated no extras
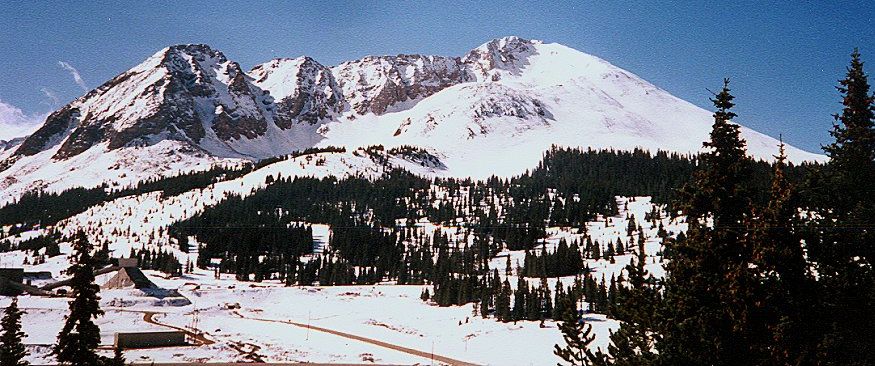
7,196,681,365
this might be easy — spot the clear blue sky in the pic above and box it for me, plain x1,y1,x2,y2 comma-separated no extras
1,1,872,152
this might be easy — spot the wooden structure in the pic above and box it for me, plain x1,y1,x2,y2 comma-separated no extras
114,331,187,349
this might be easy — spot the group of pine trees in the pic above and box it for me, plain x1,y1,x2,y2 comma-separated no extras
129,247,183,276
0,164,252,233
556,49,875,365
0,232,126,366
522,239,586,278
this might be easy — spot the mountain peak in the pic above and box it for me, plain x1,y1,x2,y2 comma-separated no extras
476,36,538,50
0,37,825,202
463,36,540,81
251,55,343,128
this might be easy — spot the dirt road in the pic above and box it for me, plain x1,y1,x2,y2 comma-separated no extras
141,311,215,346
140,310,264,362
232,311,480,366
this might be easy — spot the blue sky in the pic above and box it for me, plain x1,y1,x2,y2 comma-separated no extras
1,1,872,151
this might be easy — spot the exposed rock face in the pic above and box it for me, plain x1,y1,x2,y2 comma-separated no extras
251,57,343,128
13,44,276,160
0,36,827,203
332,54,471,115
11,38,546,163
16,106,80,157
0,137,23,152
210,61,270,141
462,36,538,81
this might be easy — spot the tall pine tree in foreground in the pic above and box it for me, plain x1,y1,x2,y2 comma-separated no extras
554,298,607,366
750,141,816,364
657,79,756,365
54,231,106,365
809,48,875,365
0,298,28,366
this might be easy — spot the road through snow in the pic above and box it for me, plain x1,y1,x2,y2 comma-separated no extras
232,311,480,366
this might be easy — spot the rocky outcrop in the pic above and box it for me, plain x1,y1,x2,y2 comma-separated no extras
332,54,471,115
251,57,343,128
15,106,79,157
12,44,279,160
462,36,537,81
12,37,543,162
210,62,270,140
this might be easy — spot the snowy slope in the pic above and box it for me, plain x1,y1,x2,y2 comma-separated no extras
319,37,824,178
8,195,680,365
54,146,444,257
0,36,825,202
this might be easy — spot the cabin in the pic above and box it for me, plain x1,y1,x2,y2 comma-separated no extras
114,331,187,349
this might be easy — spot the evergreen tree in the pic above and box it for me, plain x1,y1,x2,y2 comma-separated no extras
513,276,528,321
657,79,755,365
605,239,658,365
54,231,105,366
108,347,125,366
554,298,607,366
0,298,28,366
808,48,875,365
496,280,513,322
750,141,816,365
818,48,875,214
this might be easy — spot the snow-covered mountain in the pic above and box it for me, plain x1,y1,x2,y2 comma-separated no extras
0,36,824,202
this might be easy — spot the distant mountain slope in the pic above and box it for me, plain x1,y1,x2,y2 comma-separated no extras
0,36,824,202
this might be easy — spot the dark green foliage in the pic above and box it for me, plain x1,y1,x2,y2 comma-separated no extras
131,248,182,277
657,79,758,365
523,239,585,278
8,232,61,256
0,186,110,228
605,238,658,365
108,347,125,366
749,143,817,364
805,48,875,365
554,297,607,366
0,298,28,366
54,231,105,365
253,146,348,170
0,164,253,230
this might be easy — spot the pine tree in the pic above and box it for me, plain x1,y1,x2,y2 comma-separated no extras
819,48,875,214
657,79,754,365
54,231,106,366
605,239,658,365
749,141,816,364
513,276,528,321
808,48,875,365
0,298,28,366
108,347,125,366
554,298,607,366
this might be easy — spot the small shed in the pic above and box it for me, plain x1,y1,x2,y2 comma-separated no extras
114,331,187,349
102,267,157,289
23,271,53,280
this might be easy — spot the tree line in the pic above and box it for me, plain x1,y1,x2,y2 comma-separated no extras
555,49,875,366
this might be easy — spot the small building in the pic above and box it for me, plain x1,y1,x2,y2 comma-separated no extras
23,271,53,280
102,267,157,290
114,331,187,349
